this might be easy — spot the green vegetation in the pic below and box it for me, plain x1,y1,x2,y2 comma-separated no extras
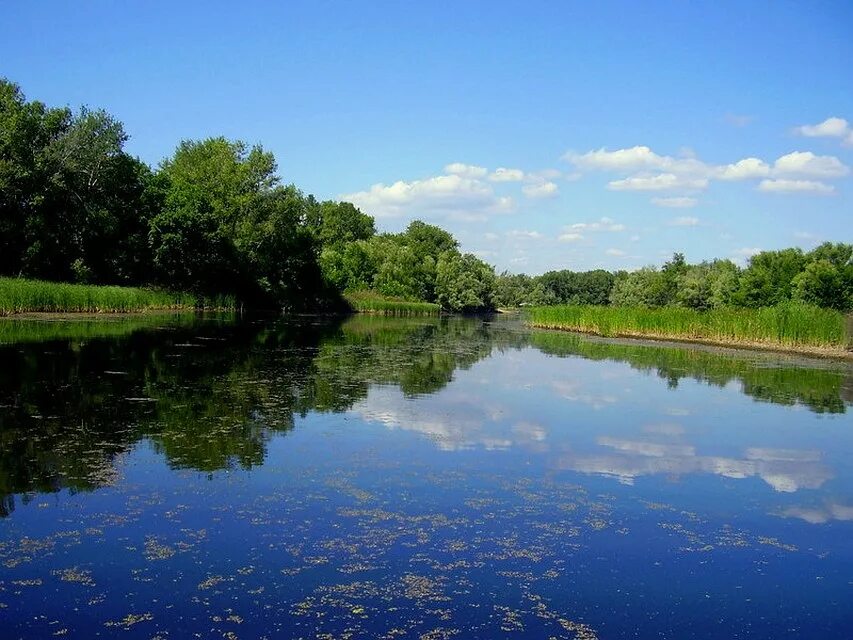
2,77,850,321
0,79,495,313
527,303,850,353
344,291,440,316
496,247,853,312
0,312,206,344
0,277,234,316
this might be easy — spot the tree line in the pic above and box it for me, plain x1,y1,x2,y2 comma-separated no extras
1,78,850,312
0,79,495,311
494,245,853,311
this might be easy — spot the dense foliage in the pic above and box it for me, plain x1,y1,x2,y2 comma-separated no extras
0,79,497,312
1,78,850,314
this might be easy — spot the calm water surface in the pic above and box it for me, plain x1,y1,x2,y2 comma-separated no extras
1,314,851,639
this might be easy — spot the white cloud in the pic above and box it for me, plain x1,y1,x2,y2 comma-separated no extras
794,117,851,144
717,157,771,180
651,196,698,208
444,162,488,179
668,216,700,226
772,151,848,178
506,229,543,239
488,167,525,182
341,173,514,219
758,179,835,194
569,217,625,232
484,232,499,241
608,173,709,192
522,181,559,198
565,144,850,199
565,146,707,175
558,232,584,243
605,248,627,257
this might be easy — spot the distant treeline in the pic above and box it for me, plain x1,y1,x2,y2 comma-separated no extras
1,78,850,313
495,246,853,311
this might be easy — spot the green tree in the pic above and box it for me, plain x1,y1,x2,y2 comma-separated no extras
435,251,495,311
735,248,806,307
307,200,375,248
792,260,851,310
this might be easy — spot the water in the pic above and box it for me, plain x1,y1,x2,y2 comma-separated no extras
1,313,851,639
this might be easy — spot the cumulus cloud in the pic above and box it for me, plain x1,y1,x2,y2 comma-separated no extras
565,146,707,175
341,173,514,220
569,217,625,232
668,216,700,226
565,144,849,198
717,157,771,180
488,167,526,182
795,117,853,146
444,162,488,179
522,181,559,198
772,151,848,178
758,179,835,194
608,173,709,192
605,248,627,257
651,196,698,208
558,232,584,243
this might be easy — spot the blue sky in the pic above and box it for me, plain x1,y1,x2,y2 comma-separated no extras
2,1,851,274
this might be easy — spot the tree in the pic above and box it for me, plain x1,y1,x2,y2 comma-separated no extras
151,137,278,295
792,260,851,310
0,79,70,277
307,200,375,248
609,268,667,307
435,251,495,311
675,260,740,310
735,248,806,307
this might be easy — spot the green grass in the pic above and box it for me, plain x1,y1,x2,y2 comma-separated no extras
0,277,235,316
526,303,850,352
344,290,441,316
0,313,211,345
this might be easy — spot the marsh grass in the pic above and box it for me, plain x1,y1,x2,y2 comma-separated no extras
344,291,441,316
526,303,849,352
0,277,234,316
0,313,207,345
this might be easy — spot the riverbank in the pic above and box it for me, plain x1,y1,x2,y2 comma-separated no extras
344,291,441,316
526,304,852,360
0,277,234,316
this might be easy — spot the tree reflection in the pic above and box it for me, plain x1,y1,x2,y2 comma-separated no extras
0,314,849,515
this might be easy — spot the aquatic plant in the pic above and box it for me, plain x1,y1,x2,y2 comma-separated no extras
526,303,849,352
344,290,441,316
0,277,234,315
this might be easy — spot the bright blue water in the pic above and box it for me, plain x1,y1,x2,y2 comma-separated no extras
0,314,851,638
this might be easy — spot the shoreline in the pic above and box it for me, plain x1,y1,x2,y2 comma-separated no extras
0,309,199,320
528,322,853,362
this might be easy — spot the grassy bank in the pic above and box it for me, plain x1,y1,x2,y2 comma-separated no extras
0,277,234,316
526,303,851,356
344,291,441,316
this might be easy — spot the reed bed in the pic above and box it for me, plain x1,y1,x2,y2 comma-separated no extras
526,303,850,352
0,277,234,315
344,291,441,316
